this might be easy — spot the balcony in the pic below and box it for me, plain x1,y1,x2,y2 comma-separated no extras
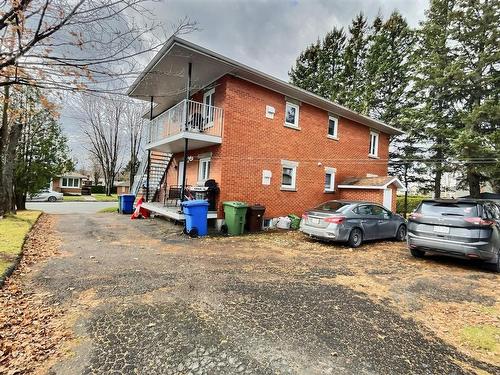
146,99,224,153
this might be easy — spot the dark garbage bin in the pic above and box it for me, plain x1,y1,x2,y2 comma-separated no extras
119,194,135,214
182,199,209,237
245,204,266,232
205,179,220,211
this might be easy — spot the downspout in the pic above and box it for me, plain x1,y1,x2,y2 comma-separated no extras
145,96,153,201
180,62,192,203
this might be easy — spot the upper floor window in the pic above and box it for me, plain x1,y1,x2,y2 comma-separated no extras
369,131,379,158
284,102,300,129
328,116,338,139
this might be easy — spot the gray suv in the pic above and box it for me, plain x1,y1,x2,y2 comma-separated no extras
407,199,500,272
300,200,407,247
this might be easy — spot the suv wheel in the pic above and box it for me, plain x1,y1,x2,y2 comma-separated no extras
348,228,363,248
410,248,425,258
491,250,500,273
395,225,407,241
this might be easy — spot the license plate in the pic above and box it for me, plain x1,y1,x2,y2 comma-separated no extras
433,225,449,234
310,218,320,225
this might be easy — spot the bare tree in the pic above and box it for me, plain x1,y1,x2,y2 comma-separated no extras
0,0,197,215
123,100,146,187
78,95,124,196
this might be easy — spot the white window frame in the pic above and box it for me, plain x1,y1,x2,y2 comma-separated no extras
284,102,300,129
203,88,215,127
369,131,379,158
324,167,336,192
327,115,338,139
198,157,211,181
61,177,80,188
281,160,298,191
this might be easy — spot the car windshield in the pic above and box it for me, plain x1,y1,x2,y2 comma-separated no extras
418,202,478,217
314,201,350,212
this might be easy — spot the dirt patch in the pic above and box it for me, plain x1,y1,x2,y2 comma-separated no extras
0,215,72,374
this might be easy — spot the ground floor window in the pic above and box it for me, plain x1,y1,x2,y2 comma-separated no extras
324,167,336,192
198,157,211,181
281,160,298,190
61,177,80,188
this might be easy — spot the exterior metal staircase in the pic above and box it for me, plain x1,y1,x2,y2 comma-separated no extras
130,151,171,201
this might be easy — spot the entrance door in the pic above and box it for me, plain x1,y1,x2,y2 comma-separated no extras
383,188,392,210
177,161,185,186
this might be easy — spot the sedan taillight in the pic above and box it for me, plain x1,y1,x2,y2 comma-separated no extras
324,216,345,224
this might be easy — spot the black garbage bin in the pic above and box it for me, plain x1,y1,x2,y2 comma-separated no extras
205,179,220,211
245,204,266,232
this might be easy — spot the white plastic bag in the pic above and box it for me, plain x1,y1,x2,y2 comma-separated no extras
276,216,291,229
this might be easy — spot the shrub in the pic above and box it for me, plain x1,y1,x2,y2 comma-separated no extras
91,185,117,194
396,195,428,214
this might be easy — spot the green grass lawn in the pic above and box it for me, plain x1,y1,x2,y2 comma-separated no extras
63,194,119,202
0,210,41,276
98,206,119,213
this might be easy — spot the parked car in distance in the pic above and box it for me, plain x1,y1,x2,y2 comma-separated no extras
300,200,407,247
27,189,63,202
408,199,500,272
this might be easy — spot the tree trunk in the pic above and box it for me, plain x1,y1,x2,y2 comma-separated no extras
467,167,481,198
434,166,442,199
15,192,26,211
0,85,10,216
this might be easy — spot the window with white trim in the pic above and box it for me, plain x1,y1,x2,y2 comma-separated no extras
324,167,336,192
327,116,338,139
198,157,211,181
61,177,80,188
369,131,379,157
284,102,300,128
281,160,298,190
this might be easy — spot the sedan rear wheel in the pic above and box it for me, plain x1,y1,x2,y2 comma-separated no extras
410,248,425,258
348,228,363,248
48,196,57,202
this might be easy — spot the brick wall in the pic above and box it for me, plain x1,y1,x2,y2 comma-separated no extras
156,75,395,217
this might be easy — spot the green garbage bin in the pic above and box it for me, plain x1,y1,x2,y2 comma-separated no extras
288,214,301,230
223,201,248,235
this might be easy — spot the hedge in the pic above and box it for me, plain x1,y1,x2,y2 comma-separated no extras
90,185,117,194
396,195,428,214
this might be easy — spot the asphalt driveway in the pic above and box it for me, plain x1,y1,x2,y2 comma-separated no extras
26,201,117,214
4,213,499,374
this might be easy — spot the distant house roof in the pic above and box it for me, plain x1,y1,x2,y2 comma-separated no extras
57,172,88,179
127,37,404,136
338,176,405,190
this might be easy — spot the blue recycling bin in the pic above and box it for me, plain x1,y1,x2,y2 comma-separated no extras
181,200,209,237
119,194,135,214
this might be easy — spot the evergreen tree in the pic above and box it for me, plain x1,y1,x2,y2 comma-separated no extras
318,27,346,101
449,0,500,197
413,0,459,198
14,88,73,210
289,40,322,95
340,13,369,113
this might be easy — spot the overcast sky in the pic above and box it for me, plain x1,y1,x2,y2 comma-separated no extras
64,0,429,168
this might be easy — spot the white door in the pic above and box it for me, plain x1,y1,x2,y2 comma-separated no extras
177,161,184,186
383,188,392,210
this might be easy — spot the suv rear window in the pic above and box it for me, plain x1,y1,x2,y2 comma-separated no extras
418,202,478,217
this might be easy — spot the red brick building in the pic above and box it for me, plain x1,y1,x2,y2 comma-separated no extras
128,37,404,223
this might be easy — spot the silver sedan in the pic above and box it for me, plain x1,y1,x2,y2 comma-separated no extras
300,200,407,247
27,189,64,202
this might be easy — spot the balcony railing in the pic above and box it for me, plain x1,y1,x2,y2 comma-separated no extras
148,99,223,144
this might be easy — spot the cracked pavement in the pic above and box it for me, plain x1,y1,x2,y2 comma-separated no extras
26,213,499,374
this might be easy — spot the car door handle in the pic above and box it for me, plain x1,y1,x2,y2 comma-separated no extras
361,220,367,223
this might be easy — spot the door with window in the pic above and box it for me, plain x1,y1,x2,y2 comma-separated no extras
177,161,185,186
203,89,215,128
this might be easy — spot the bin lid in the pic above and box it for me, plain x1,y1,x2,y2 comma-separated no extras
120,194,136,198
181,199,209,207
222,201,248,208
